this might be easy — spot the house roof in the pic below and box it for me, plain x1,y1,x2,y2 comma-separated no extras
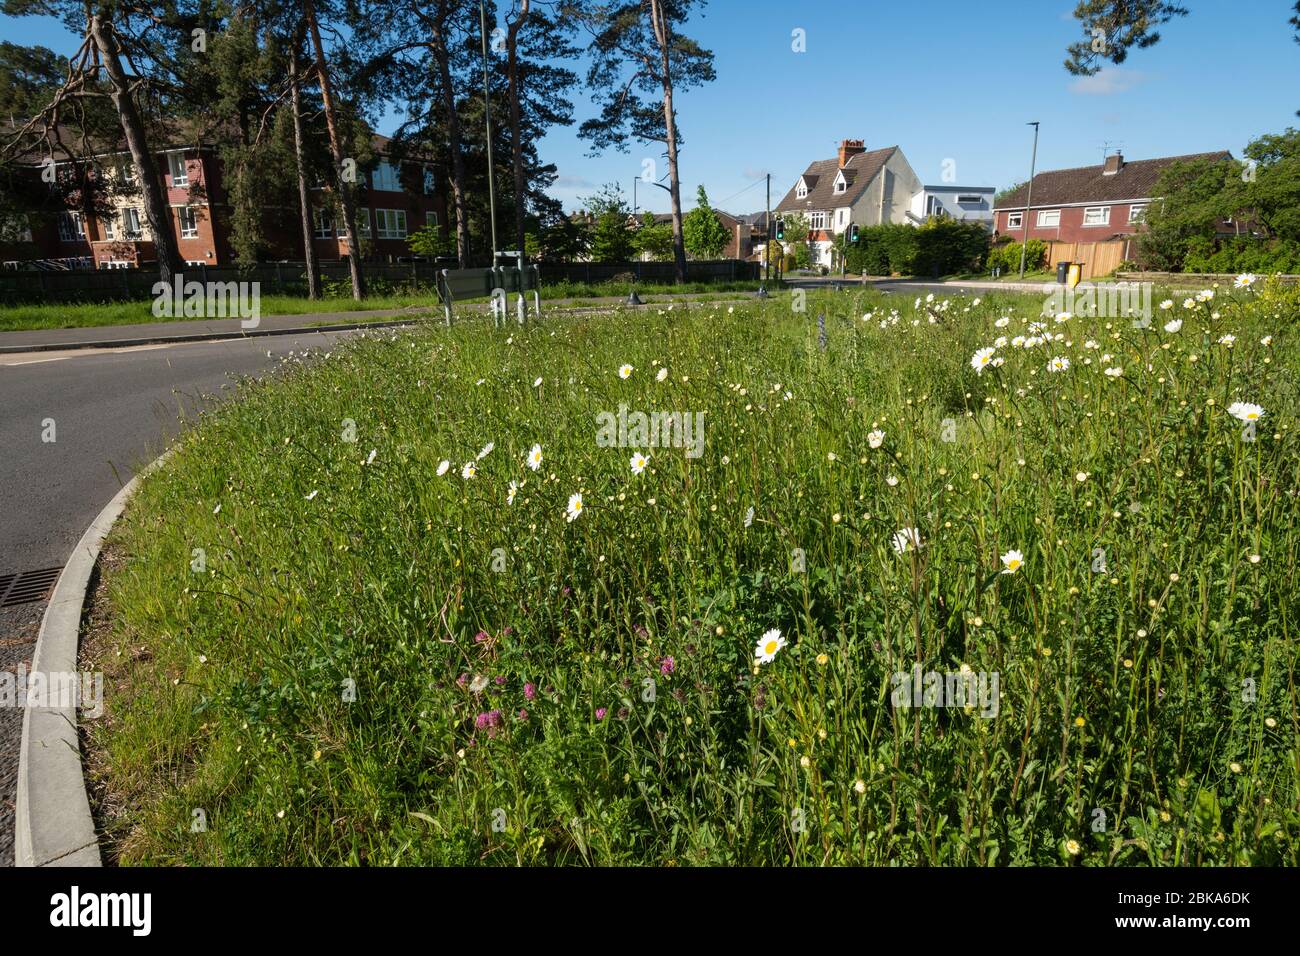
775,146,897,212
644,209,746,230
994,151,1233,210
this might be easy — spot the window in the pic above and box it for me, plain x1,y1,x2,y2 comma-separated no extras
375,208,407,239
168,152,188,187
313,208,334,239
356,207,372,238
423,167,435,195
926,195,943,217
186,259,206,266
373,160,401,192
809,211,826,230
1006,211,1023,229
118,160,136,186
101,260,131,270
1036,209,1060,228
796,181,807,199
956,195,984,205
100,212,116,240
57,211,85,242
426,211,438,229
834,176,846,194
1082,206,1110,227
836,209,848,227
122,207,143,239
178,206,199,239
1128,204,1148,224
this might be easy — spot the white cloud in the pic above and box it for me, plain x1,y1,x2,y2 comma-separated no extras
1069,68,1146,96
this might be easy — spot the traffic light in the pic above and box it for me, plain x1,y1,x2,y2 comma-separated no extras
849,223,859,243
775,218,784,241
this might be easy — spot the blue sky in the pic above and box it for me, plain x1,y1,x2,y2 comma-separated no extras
5,1,1297,215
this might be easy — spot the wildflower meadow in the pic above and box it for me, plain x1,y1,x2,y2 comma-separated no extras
86,279,1299,866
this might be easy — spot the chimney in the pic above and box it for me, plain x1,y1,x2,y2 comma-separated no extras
838,138,866,168
1103,152,1124,175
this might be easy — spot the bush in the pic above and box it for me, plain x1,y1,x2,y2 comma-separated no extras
988,239,1047,275
1181,238,1300,275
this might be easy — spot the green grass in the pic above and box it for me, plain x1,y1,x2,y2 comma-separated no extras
87,280,1300,866
0,280,767,332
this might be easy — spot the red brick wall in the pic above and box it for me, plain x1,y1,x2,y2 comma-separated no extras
993,202,1146,243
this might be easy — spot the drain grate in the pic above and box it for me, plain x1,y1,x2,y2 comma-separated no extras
0,567,64,607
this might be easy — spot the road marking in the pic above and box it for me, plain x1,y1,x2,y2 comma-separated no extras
0,355,71,367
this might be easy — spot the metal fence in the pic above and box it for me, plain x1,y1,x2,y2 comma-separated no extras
0,258,759,305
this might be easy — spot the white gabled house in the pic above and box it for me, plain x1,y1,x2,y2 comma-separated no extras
775,139,993,268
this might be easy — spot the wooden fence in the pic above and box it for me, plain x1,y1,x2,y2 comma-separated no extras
1044,239,1131,280
0,258,758,305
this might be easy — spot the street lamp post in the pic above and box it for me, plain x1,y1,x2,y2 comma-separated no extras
1018,121,1039,278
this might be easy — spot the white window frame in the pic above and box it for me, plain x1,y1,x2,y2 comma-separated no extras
956,195,984,205
117,160,137,187
1036,209,1061,228
1082,206,1111,227
186,259,206,266
101,259,131,270
57,211,85,242
375,208,407,239
101,211,116,241
121,206,143,239
1006,211,1023,229
373,160,401,192
313,208,334,239
178,205,199,239
795,181,807,199
809,211,826,230
168,152,188,187
423,166,435,195
1128,204,1148,224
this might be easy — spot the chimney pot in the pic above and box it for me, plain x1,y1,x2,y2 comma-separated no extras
838,138,866,168
1103,152,1124,175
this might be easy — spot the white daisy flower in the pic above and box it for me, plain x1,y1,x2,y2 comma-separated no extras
892,527,922,554
1260,335,1272,346
1234,273,1258,289
1159,299,1174,310
436,459,450,476
305,489,319,500
1084,339,1099,349
868,429,885,448
565,492,584,522
533,376,543,387
970,346,997,374
754,628,787,664
1218,334,1236,347
885,475,899,487
461,461,477,480
507,481,517,505
630,451,649,475
1227,402,1264,422
1000,549,1024,574
1104,366,1123,378
477,441,495,460
1164,319,1182,333
995,316,1010,328
656,367,668,382
366,448,377,465
527,444,543,471
618,364,633,379
1048,356,1070,372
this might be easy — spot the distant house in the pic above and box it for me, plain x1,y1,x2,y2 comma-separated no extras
992,150,1232,245
638,210,752,260
909,185,995,225
775,139,922,268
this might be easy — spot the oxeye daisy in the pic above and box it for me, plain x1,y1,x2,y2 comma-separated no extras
477,441,495,460
507,481,518,506
1048,356,1070,372
436,459,450,476
754,628,787,664
618,363,633,379
1218,334,1236,346
1163,318,1182,333
1000,549,1024,574
1234,273,1258,289
630,451,649,474
461,461,477,480
1104,366,1123,378
527,444,543,471
868,429,885,448
995,316,1010,328
656,367,668,382
565,492,583,522
891,527,922,554
970,346,997,374
1227,402,1264,422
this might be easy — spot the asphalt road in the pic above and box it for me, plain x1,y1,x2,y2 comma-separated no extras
0,329,364,580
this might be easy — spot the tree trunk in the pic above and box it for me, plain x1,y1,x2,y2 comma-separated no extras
289,36,321,300
650,0,687,284
430,16,471,268
507,1,529,260
305,0,365,298
89,13,184,284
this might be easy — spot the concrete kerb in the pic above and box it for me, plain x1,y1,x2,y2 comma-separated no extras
15,447,176,867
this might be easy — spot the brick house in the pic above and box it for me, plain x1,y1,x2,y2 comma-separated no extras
991,150,1232,245
1,129,447,269
637,209,752,260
